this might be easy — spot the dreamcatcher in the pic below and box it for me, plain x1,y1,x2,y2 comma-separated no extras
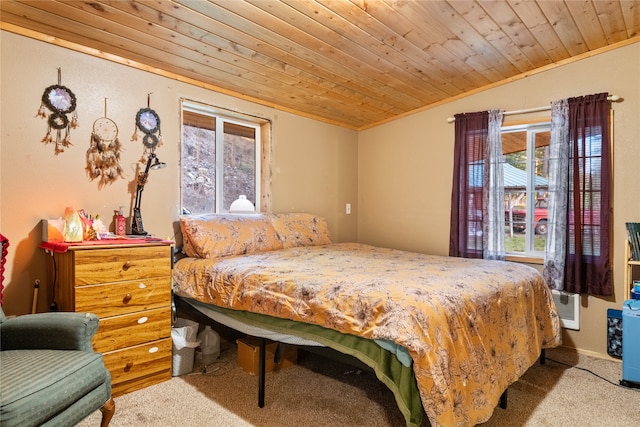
132,93,162,164
86,98,124,188
36,68,79,154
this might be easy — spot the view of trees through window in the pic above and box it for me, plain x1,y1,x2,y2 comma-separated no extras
181,102,258,214
222,124,256,210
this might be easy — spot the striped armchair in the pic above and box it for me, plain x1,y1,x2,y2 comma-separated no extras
0,305,115,426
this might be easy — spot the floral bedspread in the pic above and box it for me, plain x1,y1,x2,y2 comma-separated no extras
173,243,561,426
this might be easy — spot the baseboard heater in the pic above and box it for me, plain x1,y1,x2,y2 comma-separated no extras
551,290,579,330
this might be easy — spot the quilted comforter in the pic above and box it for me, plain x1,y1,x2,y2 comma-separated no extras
173,243,560,426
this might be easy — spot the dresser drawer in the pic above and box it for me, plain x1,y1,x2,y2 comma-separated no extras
74,246,171,285
102,338,172,397
93,306,171,353
75,277,170,317
46,242,173,397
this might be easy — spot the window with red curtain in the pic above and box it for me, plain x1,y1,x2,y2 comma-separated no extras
449,111,488,259
450,95,612,296
565,93,612,295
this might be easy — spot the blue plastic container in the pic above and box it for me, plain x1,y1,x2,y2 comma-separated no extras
622,299,640,385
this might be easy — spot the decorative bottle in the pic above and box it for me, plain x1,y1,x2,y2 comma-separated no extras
115,207,126,236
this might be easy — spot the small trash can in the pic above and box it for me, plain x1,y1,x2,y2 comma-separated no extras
606,308,622,358
171,318,200,376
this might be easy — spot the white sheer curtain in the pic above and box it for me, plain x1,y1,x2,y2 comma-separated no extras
543,99,569,290
484,109,505,260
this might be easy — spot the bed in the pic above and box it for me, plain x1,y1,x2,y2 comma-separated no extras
172,212,561,427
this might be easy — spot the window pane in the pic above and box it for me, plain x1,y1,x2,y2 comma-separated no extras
503,126,550,254
568,127,603,258
222,122,256,211
182,116,216,214
532,141,549,243
504,130,527,252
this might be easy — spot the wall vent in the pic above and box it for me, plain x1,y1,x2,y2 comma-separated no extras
551,290,580,330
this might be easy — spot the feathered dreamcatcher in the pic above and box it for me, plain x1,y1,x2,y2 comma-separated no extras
36,68,79,154
132,93,162,164
86,98,124,188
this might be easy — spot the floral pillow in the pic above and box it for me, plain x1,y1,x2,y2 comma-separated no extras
269,213,332,248
180,213,283,259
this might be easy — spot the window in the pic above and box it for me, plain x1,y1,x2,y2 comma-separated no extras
181,100,269,214
502,122,551,256
451,95,612,294
568,130,604,257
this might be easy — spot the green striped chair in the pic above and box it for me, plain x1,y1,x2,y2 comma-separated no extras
0,307,115,426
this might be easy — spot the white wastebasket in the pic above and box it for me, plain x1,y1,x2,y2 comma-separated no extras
171,318,200,376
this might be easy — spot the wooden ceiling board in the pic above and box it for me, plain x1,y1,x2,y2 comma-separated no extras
1,0,638,130
444,2,535,73
565,0,609,50
418,1,524,79
471,1,553,69
4,3,289,101
620,1,640,38
174,0,414,122
358,1,489,93
279,0,461,98
133,1,402,118
506,0,571,63
536,0,591,57
214,0,433,105
72,0,378,120
590,1,631,44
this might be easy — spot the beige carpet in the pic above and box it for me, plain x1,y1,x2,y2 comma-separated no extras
78,345,639,427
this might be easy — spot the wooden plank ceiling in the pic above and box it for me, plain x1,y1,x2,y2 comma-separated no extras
2,0,639,130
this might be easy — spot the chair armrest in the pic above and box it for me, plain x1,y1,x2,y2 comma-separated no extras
0,312,99,352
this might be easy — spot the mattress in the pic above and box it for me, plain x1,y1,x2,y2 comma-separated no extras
173,242,561,426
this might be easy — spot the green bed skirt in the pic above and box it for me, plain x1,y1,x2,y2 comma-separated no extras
182,297,424,427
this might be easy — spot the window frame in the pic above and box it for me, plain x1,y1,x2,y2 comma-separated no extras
502,120,551,259
180,99,270,214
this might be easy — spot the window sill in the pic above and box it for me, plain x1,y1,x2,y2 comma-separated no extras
505,254,544,265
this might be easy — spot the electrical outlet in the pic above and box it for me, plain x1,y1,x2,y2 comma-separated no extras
346,203,351,214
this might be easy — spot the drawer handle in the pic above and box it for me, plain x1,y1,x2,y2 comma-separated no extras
125,361,134,371
123,293,132,304
122,261,131,270
137,316,148,324
149,347,159,354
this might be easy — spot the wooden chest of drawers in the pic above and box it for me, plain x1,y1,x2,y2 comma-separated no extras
50,242,173,397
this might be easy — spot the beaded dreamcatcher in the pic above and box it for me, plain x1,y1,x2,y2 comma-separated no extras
131,94,162,164
36,68,79,154
86,99,124,188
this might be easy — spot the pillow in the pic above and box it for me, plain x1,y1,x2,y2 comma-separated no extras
179,213,283,259
269,213,332,248
180,228,200,259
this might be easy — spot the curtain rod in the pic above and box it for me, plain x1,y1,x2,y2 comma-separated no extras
446,95,621,123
